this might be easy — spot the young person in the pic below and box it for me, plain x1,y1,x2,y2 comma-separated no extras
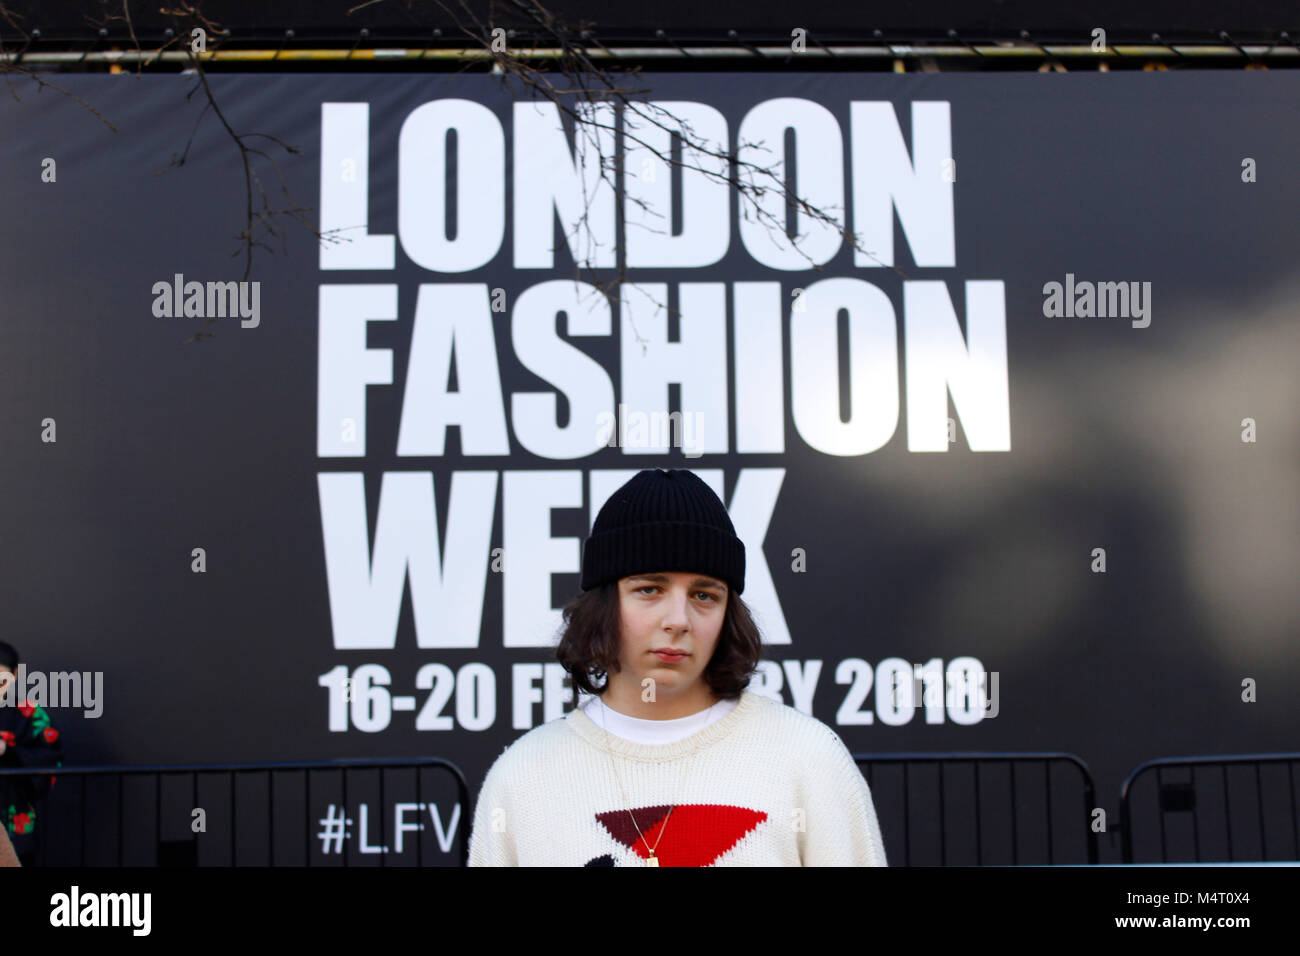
0,641,64,868
0,821,18,867
467,468,887,866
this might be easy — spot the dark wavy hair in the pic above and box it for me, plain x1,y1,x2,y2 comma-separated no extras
555,580,763,703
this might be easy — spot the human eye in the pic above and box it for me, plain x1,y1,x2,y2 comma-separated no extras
637,585,659,595
695,591,716,602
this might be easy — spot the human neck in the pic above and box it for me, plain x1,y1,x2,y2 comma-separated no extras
598,679,719,720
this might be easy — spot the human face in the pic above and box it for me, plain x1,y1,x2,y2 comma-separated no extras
609,571,728,714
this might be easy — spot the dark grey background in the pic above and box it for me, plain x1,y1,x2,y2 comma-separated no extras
1,72,1297,863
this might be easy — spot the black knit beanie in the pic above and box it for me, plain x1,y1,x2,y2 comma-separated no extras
579,469,745,595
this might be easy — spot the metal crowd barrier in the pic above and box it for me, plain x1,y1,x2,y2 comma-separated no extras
1119,753,1300,863
854,752,1100,865
11,751,1298,865
0,757,470,867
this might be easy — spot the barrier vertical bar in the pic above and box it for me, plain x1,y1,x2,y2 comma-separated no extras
1222,764,1233,860
79,776,87,867
155,772,161,864
1191,766,1200,861
902,762,910,866
938,761,946,865
1289,761,1299,860
1009,760,1018,864
1254,763,1266,860
1044,760,1053,864
192,771,199,864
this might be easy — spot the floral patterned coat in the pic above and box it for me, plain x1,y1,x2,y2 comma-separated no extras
0,700,64,848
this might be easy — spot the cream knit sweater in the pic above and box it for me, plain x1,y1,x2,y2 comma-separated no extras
467,689,888,866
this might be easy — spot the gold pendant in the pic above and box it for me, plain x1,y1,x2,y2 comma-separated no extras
646,855,659,867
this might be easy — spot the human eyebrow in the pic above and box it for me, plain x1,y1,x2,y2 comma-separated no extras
626,574,726,593
691,578,727,593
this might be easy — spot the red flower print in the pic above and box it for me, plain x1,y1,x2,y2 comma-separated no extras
17,701,35,718
0,731,14,746
13,812,32,834
43,727,59,744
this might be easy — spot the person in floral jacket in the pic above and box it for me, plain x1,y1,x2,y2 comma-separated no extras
0,642,63,867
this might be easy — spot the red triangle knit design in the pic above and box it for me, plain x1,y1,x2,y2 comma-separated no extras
595,804,768,867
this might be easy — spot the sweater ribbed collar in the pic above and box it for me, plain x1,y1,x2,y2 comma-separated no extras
565,689,762,763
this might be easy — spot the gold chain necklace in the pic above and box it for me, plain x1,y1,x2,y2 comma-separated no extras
596,695,719,867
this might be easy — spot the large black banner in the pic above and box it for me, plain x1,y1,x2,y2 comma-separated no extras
2,70,1297,864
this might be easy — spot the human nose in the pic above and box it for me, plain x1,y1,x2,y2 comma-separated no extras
661,587,691,630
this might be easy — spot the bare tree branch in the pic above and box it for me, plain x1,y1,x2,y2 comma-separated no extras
1,0,909,352
417,0,910,354
0,4,119,130
150,3,341,341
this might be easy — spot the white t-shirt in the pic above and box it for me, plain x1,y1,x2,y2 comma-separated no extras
581,694,740,745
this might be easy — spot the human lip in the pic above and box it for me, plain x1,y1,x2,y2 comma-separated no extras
652,648,688,662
